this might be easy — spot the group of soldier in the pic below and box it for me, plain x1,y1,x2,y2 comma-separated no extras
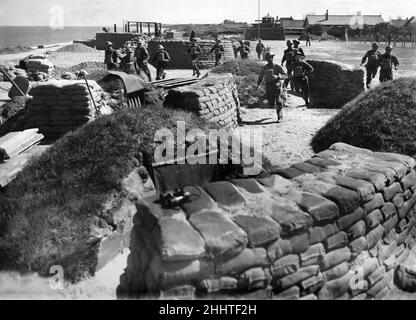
361,42,400,88
105,35,401,124
257,39,314,122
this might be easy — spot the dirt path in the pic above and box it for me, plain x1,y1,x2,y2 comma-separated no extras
237,92,338,170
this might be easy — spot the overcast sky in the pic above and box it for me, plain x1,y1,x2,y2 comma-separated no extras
0,0,414,26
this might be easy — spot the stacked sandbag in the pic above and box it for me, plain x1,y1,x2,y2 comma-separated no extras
26,58,54,74
164,73,240,130
148,39,235,69
22,80,111,139
307,60,364,108
122,142,416,300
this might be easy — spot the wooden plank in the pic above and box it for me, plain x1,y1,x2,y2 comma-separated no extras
0,145,50,188
0,130,43,156
0,129,39,147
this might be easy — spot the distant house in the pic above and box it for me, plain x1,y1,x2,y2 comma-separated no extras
304,10,384,31
246,13,285,40
390,16,416,30
281,19,306,35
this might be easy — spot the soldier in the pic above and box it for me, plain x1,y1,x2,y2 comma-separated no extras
255,39,265,61
293,40,305,58
152,44,171,80
305,31,311,47
291,51,314,106
134,41,152,81
104,41,120,70
281,40,296,89
379,45,399,82
120,47,136,74
239,40,251,59
210,39,225,66
257,52,288,123
187,38,202,77
360,42,382,89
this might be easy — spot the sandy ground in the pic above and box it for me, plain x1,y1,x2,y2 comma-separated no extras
237,93,338,169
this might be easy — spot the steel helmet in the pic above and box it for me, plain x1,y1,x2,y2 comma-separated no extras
157,44,164,50
286,40,293,46
386,45,393,50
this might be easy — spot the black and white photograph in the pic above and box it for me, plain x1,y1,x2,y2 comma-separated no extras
0,0,416,304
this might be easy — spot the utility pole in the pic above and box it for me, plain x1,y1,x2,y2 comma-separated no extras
257,0,260,40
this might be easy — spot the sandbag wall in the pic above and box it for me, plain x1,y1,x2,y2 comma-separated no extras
164,73,240,130
19,80,111,139
307,60,364,108
121,142,416,300
148,40,235,69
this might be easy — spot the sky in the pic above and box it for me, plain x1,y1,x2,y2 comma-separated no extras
0,0,414,26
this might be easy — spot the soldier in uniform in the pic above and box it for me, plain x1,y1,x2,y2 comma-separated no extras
187,38,202,77
210,39,225,66
120,47,136,74
293,40,305,58
291,51,314,106
306,31,311,47
379,45,399,82
255,39,265,61
360,42,382,89
257,52,288,123
281,40,296,89
104,41,120,70
152,44,171,80
239,40,251,59
134,41,152,81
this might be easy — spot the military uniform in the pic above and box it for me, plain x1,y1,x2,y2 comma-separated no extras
256,42,265,60
291,60,314,105
281,47,296,88
239,42,250,59
104,47,119,70
120,50,136,74
152,47,170,80
210,43,225,66
379,53,399,82
361,49,381,87
258,62,287,121
134,45,152,81
187,42,202,76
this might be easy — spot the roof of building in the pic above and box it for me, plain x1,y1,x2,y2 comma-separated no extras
306,14,384,26
390,16,416,28
282,19,306,29
263,13,274,19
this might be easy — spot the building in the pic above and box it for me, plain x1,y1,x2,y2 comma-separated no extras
281,19,306,35
245,13,285,40
304,10,384,31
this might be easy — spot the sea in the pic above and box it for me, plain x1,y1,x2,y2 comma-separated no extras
0,26,106,49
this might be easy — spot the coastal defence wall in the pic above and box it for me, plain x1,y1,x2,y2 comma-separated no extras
307,60,364,108
96,32,137,50
148,40,235,69
164,73,240,130
119,143,416,299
